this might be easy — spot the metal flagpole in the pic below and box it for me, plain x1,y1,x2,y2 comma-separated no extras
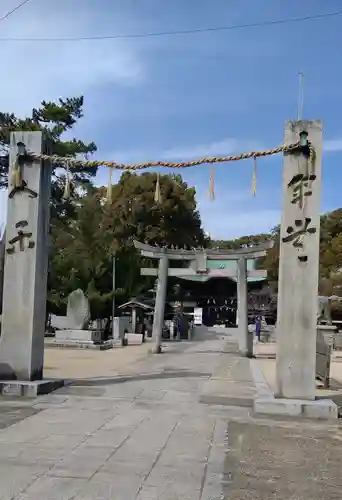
297,72,304,120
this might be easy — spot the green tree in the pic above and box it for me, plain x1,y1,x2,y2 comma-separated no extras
47,189,125,318
211,233,271,250
255,226,280,283
48,172,207,319
0,96,97,220
252,210,342,296
106,171,207,248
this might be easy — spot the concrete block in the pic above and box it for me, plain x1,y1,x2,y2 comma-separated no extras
45,339,113,350
50,314,70,330
0,378,64,397
302,399,339,419
112,316,130,340
55,329,102,342
126,333,143,345
254,397,338,420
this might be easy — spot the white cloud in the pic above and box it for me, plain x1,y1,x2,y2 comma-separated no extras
160,138,264,161
0,0,144,116
324,139,342,152
197,188,280,239
101,137,264,167
102,135,342,168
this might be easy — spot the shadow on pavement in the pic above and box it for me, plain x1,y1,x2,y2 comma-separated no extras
65,369,212,387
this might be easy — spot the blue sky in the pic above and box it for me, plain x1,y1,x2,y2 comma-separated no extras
0,0,342,238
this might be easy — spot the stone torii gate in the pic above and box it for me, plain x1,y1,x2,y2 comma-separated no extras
134,240,272,355
0,121,329,415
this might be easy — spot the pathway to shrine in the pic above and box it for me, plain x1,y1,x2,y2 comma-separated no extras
0,120,335,419
0,327,341,500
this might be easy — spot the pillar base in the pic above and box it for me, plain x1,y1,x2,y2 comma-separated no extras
239,349,254,358
150,345,162,354
0,379,64,397
254,397,338,420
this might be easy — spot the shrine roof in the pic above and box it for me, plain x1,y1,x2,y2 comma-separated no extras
179,259,266,283
118,299,154,310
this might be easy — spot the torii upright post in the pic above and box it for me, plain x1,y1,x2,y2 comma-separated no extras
0,132,63,394
276,121,322,400
152,252,169,353
237,257,252,357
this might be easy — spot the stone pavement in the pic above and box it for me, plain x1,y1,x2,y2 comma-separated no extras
0,327,342,499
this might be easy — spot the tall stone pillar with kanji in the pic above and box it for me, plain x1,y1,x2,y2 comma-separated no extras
276,121,322,400
0,132,59,391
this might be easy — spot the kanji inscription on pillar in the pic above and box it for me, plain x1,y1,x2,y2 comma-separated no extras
282,166,318,262
288,173,316,209
6,221,35,254
9,179,38,199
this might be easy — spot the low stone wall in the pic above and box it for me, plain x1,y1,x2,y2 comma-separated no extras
126,333,143,345
316,325,335,388
333,330,342,350
55,329,102,343
47,329,113,350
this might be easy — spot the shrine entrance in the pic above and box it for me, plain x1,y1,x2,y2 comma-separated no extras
134,240,272,356
0,120,326,410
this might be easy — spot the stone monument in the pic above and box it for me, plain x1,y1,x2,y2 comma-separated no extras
66,289,90,330
53,289,111,349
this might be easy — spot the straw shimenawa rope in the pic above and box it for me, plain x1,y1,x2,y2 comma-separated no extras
251,156,257,196
25,142,301,171
18,140,310,203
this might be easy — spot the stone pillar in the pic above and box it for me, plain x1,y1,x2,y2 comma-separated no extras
131,306,137,334
0,230,5,314
0,132,51,381
152,253,169,353
276,120,322,400
237,257,252,356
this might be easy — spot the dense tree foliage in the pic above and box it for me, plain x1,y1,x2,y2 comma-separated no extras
211,233,271,250
106,171,206,248
47,169,207,317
